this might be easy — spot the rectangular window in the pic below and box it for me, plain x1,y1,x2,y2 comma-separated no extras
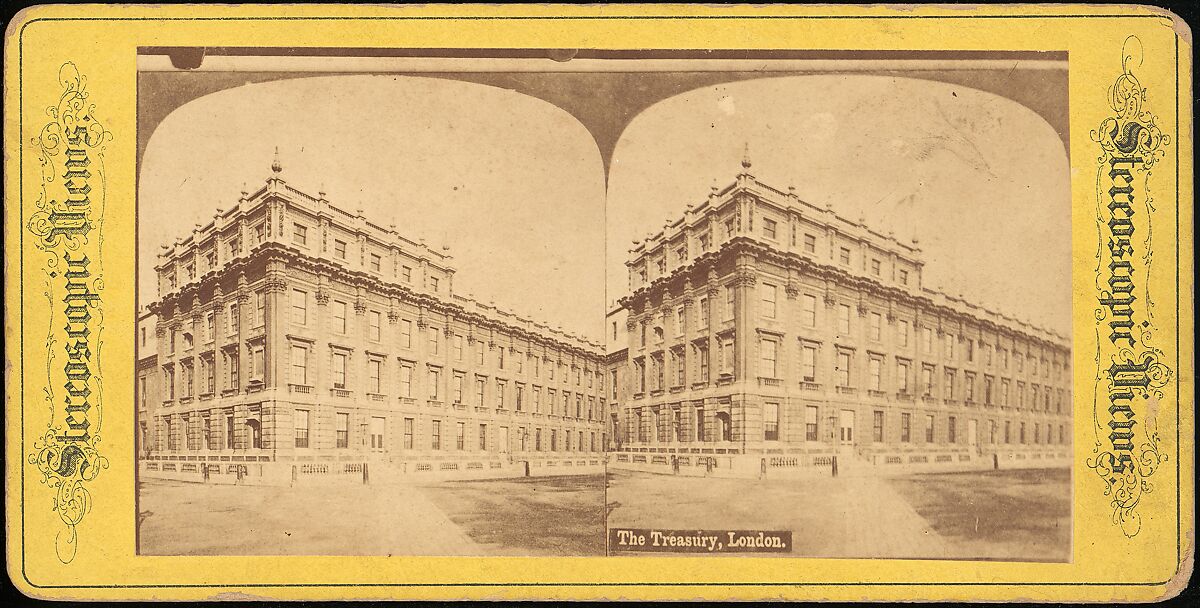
292,223,307,246
370,416,385,449
839,247,851,265
368,358,382,394
922,327,933,352
290,345,308,385
901,413,912,442
719,338,735,376
478,424,488,451
329,351,345,388
456,422,466,450
898,319,909,347
898,269,909,285
516,384,524,411
801,294,817,327
837,304,851,335
251,344,265,382
871,259,881,275
291,289,307,325
948,416,957,443
369,253,381,272
205,311,215,343
925,414,935,443
403,418,414,449
334,239,347,259
475,377,486,406
805,405,819,441
332,300,347,334
760,338,778,378
226,350,238,388
760,283,777,318
453,335,464,360
453,372,465,403
803,233,816,253
250,291,265,327
294,409,310,448
897,360,910,393
427,368,440,400
699,298,710,327
336,412,350,448
763,218,778,239
227,302,240,333
801,344,817,382
369,311,381,341
869,356,882,391
399,362,413,397
698,345,710,382
870,312,882,341
427,327,439,355
836,350,852,387
401,265,413,282
944,369,955,399
496,379,506,409
873,411,884,442
725,286,735,320
400,319,413,348
431,420,442,450
763,402,779,441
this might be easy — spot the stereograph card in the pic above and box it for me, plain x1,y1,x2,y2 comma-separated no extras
2,3,1194,602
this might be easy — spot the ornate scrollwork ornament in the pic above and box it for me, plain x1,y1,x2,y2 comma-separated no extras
1085,36,1174,538
26,62,113,564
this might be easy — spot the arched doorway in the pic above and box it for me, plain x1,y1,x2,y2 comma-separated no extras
244,419,262,449
714,412,733,442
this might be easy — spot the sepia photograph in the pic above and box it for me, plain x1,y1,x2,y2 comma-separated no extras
132,48,1073,560
601,55,1074,561
134,54,613,556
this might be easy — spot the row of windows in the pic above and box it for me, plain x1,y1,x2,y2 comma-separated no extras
163,221,268,291
291,222,442,291
752,337,1069,411
624,405,1068,446
290,411,604,453
632,208,915,290
288,346,605,419
156,414,261,451
161,291,601,383
161,346,263,401
631,339,732,393
635,289,1065,381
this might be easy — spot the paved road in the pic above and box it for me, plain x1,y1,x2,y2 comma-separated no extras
138,479,483,556
606,472,949,558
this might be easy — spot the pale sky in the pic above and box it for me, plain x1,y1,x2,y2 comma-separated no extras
141,71,1071,343
606,74,1072,336
139,74,607,342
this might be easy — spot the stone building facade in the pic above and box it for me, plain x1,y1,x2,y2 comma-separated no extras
139,160,607,479
609,160,1072,472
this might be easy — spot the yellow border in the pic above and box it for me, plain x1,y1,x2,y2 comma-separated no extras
4,3,1193,601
